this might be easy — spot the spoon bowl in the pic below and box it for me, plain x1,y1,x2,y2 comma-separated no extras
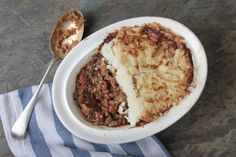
50,10,84,58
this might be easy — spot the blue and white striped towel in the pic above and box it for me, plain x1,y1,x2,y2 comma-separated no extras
0,84,171,157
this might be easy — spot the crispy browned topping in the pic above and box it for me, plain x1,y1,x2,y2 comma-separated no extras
103,22,194,123
115,23,189,58
104,31,118,43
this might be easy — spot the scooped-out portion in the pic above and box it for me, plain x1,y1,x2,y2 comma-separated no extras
73,53,129,127
73,22,194,127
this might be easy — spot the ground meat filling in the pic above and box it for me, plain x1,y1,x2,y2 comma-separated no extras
73,53,129,127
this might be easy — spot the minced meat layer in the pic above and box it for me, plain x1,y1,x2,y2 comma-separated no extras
73,53,129,127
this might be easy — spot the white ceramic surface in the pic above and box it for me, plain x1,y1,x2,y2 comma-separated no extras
52,17,207,144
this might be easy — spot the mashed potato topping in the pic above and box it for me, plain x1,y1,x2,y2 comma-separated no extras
100,22,193,125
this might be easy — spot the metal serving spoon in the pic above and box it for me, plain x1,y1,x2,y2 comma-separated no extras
11,10,84,138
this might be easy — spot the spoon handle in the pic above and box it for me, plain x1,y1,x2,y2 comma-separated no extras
11,57,58,138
